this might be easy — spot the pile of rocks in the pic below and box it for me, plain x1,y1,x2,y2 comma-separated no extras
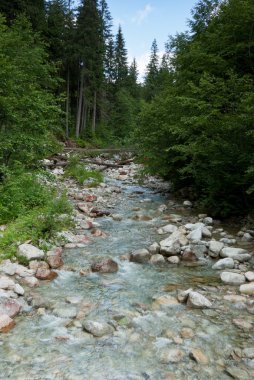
0,243,63,332
129,212,254,295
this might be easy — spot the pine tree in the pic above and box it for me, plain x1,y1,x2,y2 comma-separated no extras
114,26,128,86
128,58,140,98
144,39,160,100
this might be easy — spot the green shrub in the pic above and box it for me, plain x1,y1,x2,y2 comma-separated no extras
64,155,103,186
0,194,73,260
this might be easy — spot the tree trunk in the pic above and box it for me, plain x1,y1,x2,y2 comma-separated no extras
92,90,97,134
65,66,70,139
75,70,84,138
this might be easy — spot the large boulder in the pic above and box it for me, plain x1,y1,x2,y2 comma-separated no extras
220,247,251,262
160,230,188,256
212,258,234,270
130,249,151,264
0,297,21,318
17,244,44,261
91,258,118,273
187,291,212,309
220,272,246,285
82,320,114,337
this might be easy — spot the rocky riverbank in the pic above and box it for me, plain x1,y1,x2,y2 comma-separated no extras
0,153,254,379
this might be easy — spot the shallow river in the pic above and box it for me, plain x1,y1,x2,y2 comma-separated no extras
0,176,253,380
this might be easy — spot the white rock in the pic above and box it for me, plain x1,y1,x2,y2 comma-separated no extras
22,276,39,287
17,244,44,261
183,200,192,207
209,241,224,257
13,284,25,296
240,283,254,295
220,247,251,262
185,223,204,231
158,224,178,235
220,272,246,285
245,271,254,282
187,291,212,309
187,227,203,241
212,258,234,270
0,260,17,276
0,276,15,290
242,348,254,359
203,217,213,225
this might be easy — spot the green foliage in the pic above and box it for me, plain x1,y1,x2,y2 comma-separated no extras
0,165,56,223
135,0,254,217
64,155,103,186
0,15,62,171
0,166,73,260
0,194,73,260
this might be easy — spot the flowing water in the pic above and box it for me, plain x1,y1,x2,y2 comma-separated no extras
0,175,254,380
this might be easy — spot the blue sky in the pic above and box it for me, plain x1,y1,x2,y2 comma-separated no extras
107,0,198,79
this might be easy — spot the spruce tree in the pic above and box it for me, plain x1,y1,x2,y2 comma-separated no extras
144,39,160,100
114,26,128,86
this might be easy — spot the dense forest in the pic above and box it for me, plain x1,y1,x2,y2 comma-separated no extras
0,0,254,220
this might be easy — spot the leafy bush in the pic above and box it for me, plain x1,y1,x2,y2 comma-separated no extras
64,155,103,186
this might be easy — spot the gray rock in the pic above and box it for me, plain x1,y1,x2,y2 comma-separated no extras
148,242,160,255
209,241,224,257
159,349,185,363
220,247,251,262
242,233,253,242
167,256,180,264
225,367,250,380
157,224,177,235
245,272,254,282
240,283,254,295
82,320,114,337
17,244,44,261
203,217,213,225
187,291,212,309
202,226,212,238
242,348,254,359
187,227,203,242
183,200,192,207
53,307,77,319
189,243,207,259
130,249,151,264
160,230,188,255
220,272,246,285
149,254,165,265
212,258,234,270
22,276,39,287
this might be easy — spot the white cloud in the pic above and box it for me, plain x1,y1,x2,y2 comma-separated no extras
132,4,154,25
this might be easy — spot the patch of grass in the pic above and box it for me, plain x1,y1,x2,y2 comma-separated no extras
64,155,103,186
0,165,73,261
0,194,73,261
